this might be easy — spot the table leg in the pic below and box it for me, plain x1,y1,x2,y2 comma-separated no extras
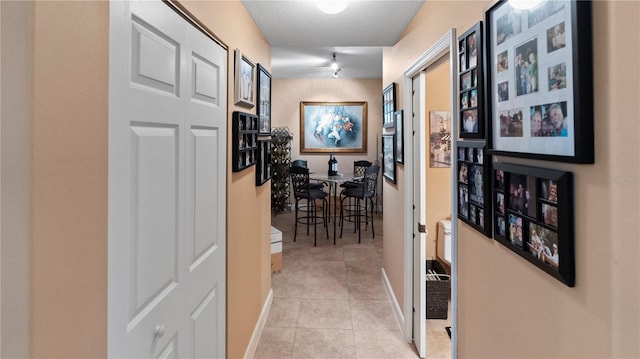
333,183,337,244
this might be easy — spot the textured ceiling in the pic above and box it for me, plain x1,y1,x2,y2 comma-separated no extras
242,0,425,78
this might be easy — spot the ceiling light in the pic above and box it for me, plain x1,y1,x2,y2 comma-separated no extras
316,1,348,15
508,0,544,10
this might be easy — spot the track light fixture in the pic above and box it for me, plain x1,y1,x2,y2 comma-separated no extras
330,53,341,78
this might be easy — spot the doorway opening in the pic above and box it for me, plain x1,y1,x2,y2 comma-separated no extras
402,29,458,358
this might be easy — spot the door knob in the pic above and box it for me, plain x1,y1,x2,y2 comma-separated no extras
154,324,165,339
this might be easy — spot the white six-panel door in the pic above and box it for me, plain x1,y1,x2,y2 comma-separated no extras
108,1,226,357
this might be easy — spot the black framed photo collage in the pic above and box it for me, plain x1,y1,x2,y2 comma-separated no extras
453,0,592,287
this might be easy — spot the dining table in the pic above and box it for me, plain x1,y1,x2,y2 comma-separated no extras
309,172,360,244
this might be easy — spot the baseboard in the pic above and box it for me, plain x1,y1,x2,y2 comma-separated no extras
381,268,404,330
243,289,273,359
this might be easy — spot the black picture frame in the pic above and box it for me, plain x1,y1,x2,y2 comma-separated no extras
456,141,492,237
255,138,272,186
232,111,258,172
458,22,485,139
382,83,396,128
492,162,574,287
485,0,593,163
394,110,404,164
257,64,272,135
382,134,396,183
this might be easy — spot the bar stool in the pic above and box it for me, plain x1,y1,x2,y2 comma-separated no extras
339,164,380,243
290,165,329,246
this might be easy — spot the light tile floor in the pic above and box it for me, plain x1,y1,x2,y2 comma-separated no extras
256,208,451,359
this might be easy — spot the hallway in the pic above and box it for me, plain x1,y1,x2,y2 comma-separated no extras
255,209,418,358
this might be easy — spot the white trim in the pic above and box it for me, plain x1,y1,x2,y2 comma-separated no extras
448,30,460,359
244,289,273,359
402,29,457,358
381,268,404,330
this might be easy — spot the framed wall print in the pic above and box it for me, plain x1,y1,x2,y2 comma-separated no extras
257,64,272,135
382,134,396,183
429,111,452,168
234,49,255,108
300,101,367,153
458,22,485,139
485,0,593,163
492,162,574,286
382,83,396,128
232,111,258,172
255,138,272,186
456,141,492,237
395,110,404,164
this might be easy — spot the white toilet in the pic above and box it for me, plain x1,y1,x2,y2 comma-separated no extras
436,220,452,267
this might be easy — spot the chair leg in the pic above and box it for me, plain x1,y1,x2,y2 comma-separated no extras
357,198,361,244
324,199,329,240
369,198,375,238
294,201,298,242
339,196,346,238
313,199,318,246
306,200,311,236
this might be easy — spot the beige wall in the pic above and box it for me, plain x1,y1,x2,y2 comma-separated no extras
27,1,272,358
271,78,382,172
31,1,109,357
386,1,640,357
424,59,452,260
1,1,32,358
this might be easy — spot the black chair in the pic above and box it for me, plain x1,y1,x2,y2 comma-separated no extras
290,165,329,246
291,159,324,190
339,160,372,191
339,164,380,243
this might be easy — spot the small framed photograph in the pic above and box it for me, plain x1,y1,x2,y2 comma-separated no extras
508,213,524,248
459,185,469,219
497,50,508,73
541,203,558,228
496,192,505,214
456,141,492,237
496,216,506,237
461,72,472,91
382,134,396,183
382,83,396,128
458,21,485,139
395,110,404,164
469,164,484,205
467,32,478,68
459,38,466,53
470,205,477,224
495,169,505,190
547,22,565,53
461,92,469,109
459,162,468,184
492,161,574,286
540,179,558,203
507,174,536,218
485,0,594,163
461,109,478,135
527,224,559,270
234,49,255,108
257,64,272,135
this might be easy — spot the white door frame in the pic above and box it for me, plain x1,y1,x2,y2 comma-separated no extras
402,29,458,358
